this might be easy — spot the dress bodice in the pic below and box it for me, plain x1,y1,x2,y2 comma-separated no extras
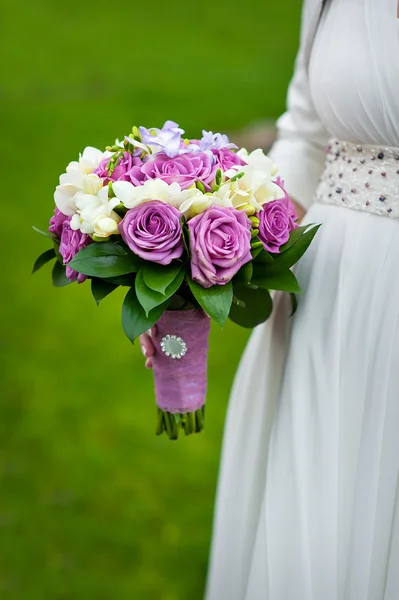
309,0,399,147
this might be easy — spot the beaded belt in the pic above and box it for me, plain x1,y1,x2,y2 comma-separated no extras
315,139,399,218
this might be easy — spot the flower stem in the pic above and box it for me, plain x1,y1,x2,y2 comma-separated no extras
163,411,173,439
156,408,165,436
180,413,190,436
155,408,206,439
195,409,204,432
167,412,179,440
187,412,196,434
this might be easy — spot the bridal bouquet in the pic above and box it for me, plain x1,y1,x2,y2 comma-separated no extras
33,121,319,439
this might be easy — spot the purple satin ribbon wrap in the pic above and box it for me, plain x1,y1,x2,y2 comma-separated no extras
152,309,210,413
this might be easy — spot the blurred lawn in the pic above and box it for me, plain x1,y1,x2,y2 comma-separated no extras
0,1,301,598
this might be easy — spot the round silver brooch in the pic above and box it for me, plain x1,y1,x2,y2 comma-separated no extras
160,334,187,359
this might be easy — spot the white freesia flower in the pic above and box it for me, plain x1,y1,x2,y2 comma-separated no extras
223,148,284,212
66,146,106,176
54,173,104,216
54,145,111,216
179,185,233,220
112,179,203,210
70,186,121,237
236,147,279,176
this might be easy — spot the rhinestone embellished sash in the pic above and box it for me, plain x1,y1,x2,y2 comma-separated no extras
315,140,399,218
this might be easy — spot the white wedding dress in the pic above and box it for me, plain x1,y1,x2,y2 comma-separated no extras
206,0,399,599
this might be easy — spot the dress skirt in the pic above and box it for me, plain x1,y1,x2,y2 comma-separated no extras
206,200,399,600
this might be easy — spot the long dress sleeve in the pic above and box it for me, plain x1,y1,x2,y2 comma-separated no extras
269,3,330,210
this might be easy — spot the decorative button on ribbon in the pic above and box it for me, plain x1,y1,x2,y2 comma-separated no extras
160,334,187,359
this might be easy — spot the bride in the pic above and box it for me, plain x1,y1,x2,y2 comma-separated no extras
142,0,399,597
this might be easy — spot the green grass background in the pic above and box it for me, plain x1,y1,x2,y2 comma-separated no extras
0,1,301,598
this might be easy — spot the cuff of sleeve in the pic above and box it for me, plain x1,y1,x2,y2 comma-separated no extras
269,138,327,211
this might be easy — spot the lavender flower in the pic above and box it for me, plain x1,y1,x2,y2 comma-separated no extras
199,131,237,152
138,121,185,158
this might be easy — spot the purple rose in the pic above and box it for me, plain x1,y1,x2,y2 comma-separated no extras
94,152,143,185
274,177,298,230
212,148,247,172
127,164,147,186
188,207,252,288
49,208,69,238
140,152,217,190
59,221,90,283
119,201,184,265
258,196,298,254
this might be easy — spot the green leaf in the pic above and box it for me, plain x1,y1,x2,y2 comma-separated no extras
251,245,264,260
91,278,119,305
290,292,298,316
229,283,273,328
234,261,253,284
252,261,274,281
135,268,185,316
32,248,56,274
253,248,274,264
187,278,233,327
32,225,57,241
53,240,62,263
141,262,182,294
253,269,302,293
122,286,169,344
279,224,313,252
68,242,141,278
268,225,321,273
103,274,135,286
52,260,71,287
182,224,190,255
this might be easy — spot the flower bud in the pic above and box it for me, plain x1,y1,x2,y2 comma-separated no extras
94,216,120,236
229,171,245,183
237,203,256,216
132,126,140,139
108,182,115,197
249,216,260,226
